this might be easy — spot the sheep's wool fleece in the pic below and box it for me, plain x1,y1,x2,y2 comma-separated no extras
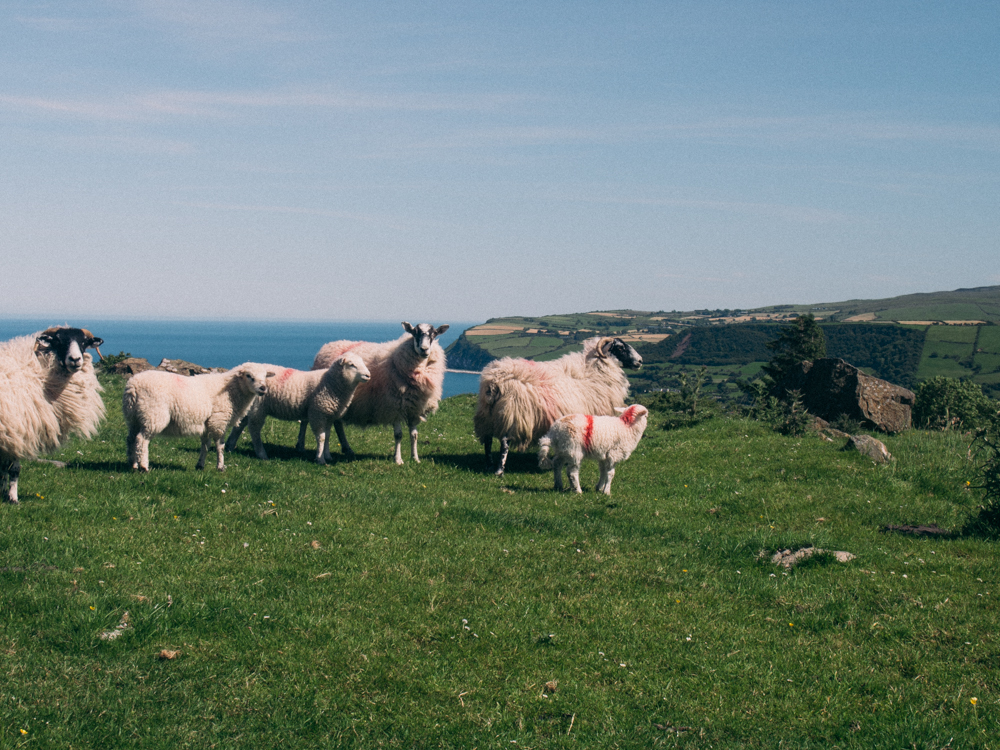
0,332,105,461
312,335,445,427
474,337,631,449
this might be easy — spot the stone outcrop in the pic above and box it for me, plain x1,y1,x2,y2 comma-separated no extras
102,357,155,376
842,434,893,463
157,358,224,376
780,358,915,433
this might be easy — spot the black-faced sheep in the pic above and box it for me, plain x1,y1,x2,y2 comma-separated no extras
473,336,642,475
294,322,449,464
537,404,648,494
0,327,106,503
224,352,370,465
122,363,275,472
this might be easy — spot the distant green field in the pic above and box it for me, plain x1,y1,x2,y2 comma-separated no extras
876,303,992,321
978,326,1000,351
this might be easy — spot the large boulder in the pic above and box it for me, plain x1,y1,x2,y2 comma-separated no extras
780,358,915,433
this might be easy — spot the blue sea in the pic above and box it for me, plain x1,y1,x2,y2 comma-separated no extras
0,319,483,399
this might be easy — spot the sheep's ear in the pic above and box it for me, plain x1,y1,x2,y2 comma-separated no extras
402,322,414,334
435,324,449,336
614,406,627,414
266,371,276,378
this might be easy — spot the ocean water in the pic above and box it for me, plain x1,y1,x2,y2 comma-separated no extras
0,319,482,398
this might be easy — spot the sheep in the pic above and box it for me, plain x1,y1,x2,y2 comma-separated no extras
122,363,275,472
294,322,449,464
224,352,371,465
473,336,643,475
537,404,649,494
0,327,106,504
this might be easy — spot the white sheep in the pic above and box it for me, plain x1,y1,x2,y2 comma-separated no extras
474,337,643,475
122,363,274,472
537,404,648,494
225,352,370,465
294,322,449,464
0,327,106,504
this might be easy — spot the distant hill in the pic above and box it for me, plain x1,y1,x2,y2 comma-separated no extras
445,286,1000,399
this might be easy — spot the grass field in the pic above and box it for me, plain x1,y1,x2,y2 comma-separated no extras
2,376,998,748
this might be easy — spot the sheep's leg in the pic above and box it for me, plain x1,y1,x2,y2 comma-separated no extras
126,426,139,469
196,436,210,470
600,464,616,496
494,437,510,476
568,458,583,493
137,433,151,473
393,421,404,465
225,416,248,451
295,421,309,452
552,456,564,492
248,420,269,461
311,417,333,465
408,418,421,463
597,459,613,494
482,435,493,465
214,438,227,471
334,420,356,459
3,460,20,504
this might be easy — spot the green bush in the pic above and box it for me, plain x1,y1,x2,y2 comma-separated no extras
913,376,998,430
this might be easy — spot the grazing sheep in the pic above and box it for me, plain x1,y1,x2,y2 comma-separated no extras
225,353,370,465
295,322,449,464
0,327,106,504
122,363,274,472
537,404,648,494
474,337,642,475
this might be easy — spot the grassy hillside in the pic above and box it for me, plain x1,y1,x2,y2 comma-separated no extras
448,287,1000,397
1,377,998,748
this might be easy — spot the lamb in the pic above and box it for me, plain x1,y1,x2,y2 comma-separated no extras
224,352,370,465
537,404,648,495
473,336,643,475
294,322,449,464
0,327,106,504
122,363,275,472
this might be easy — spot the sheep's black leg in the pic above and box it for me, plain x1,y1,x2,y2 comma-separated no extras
295,421,309,452
334,420,356,459
3,459,20,504
495,436,509,476
482,435,493,465
225,415,248,451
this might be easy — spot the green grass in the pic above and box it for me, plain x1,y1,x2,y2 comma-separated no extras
2,376,998,748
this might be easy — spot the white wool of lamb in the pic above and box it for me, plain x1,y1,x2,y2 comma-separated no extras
0,330,105,504
122,363,273,472
225,352,370,465
537,404,648,495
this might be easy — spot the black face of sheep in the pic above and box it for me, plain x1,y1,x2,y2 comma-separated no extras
602,338,643,369
34,327,104,374
402,322,450,358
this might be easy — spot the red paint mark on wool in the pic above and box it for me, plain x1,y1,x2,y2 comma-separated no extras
278,368,295,384
620,405,638,426
583,415,594,451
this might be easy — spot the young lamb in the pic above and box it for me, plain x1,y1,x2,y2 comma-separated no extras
294,322,449,464
537,404,648,495
0,327,106,504
122,363,275,472
225,352,370,465
474,337,642,475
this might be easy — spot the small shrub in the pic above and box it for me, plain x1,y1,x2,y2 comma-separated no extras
914,376,998,430
98,350,133,368
970,412,1000,530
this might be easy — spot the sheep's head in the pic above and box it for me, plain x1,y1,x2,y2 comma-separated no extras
402,322,450,358
336,352,371,386
35,327,104,373
597,337,643,369
616,404,649,427
236,364,275,396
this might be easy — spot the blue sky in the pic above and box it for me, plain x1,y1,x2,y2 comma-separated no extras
2,1,997,323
